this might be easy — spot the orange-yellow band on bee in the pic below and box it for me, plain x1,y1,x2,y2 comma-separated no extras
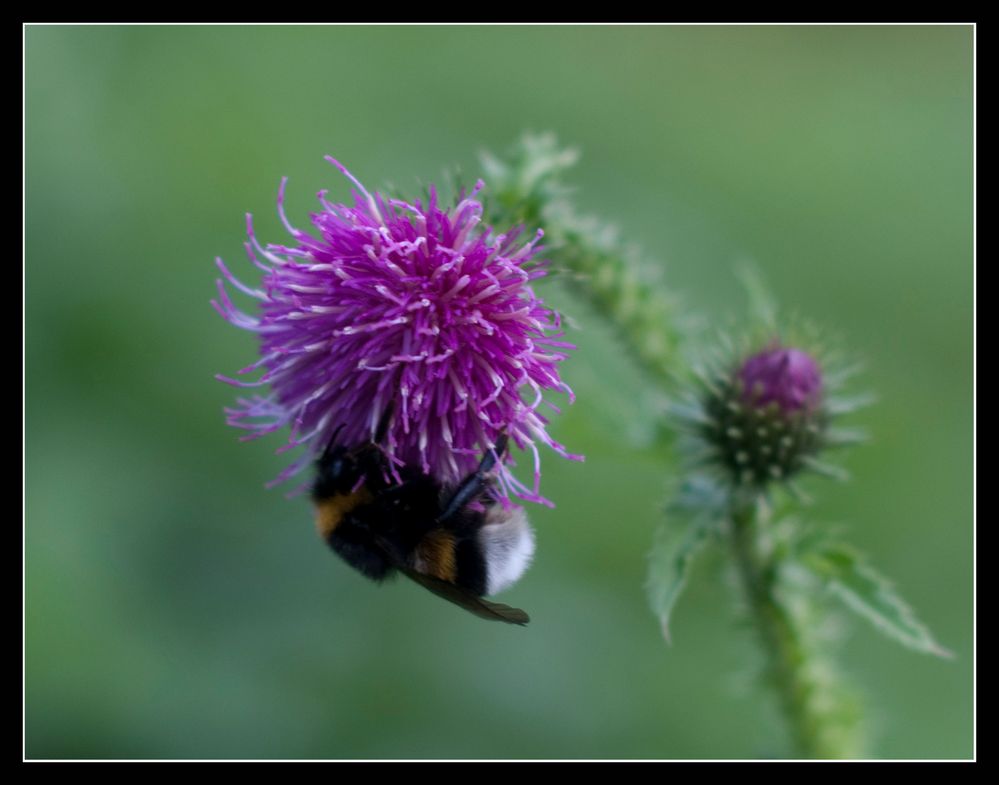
416,530,457,582
314,488,373,539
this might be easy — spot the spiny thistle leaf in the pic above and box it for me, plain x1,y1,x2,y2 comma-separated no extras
647,477,724,643
647,518,713,643
801,542,952,658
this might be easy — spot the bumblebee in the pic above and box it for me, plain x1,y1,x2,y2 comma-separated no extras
312,417,533,625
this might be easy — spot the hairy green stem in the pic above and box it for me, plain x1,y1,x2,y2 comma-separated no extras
480,133,683,389
545,222,681,388
729,502,859,759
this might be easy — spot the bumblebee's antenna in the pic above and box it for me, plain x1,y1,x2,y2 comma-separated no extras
373,403,394,445
320,423,347,462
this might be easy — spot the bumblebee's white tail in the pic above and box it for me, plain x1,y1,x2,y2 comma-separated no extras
479,507,535,596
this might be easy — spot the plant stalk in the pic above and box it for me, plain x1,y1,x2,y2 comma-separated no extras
729,501,858,759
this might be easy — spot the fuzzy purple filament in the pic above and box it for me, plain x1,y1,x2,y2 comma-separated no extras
213,157,579,504
738,346,823,414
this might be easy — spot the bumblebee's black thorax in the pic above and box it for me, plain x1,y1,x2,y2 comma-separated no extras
312,443,489,595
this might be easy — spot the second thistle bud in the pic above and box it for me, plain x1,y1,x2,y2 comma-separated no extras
701,345,827,487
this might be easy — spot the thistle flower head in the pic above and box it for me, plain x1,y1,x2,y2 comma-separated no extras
672,331,866,495
213,157,579,505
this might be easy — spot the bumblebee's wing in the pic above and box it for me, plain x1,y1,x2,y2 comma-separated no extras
400,568,530,626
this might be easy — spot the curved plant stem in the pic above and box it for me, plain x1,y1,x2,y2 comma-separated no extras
729,501,860,759
480,134,683,389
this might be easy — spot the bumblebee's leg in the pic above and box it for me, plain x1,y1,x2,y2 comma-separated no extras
439,435,509,524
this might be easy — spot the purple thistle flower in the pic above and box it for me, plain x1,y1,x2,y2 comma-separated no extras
738,346,823,414
213,157,580,505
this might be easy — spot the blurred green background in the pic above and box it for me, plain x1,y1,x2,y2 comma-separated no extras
25,25,972,759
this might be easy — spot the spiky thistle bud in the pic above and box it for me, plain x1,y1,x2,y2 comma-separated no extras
705,344,827,486
674,334,863,495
